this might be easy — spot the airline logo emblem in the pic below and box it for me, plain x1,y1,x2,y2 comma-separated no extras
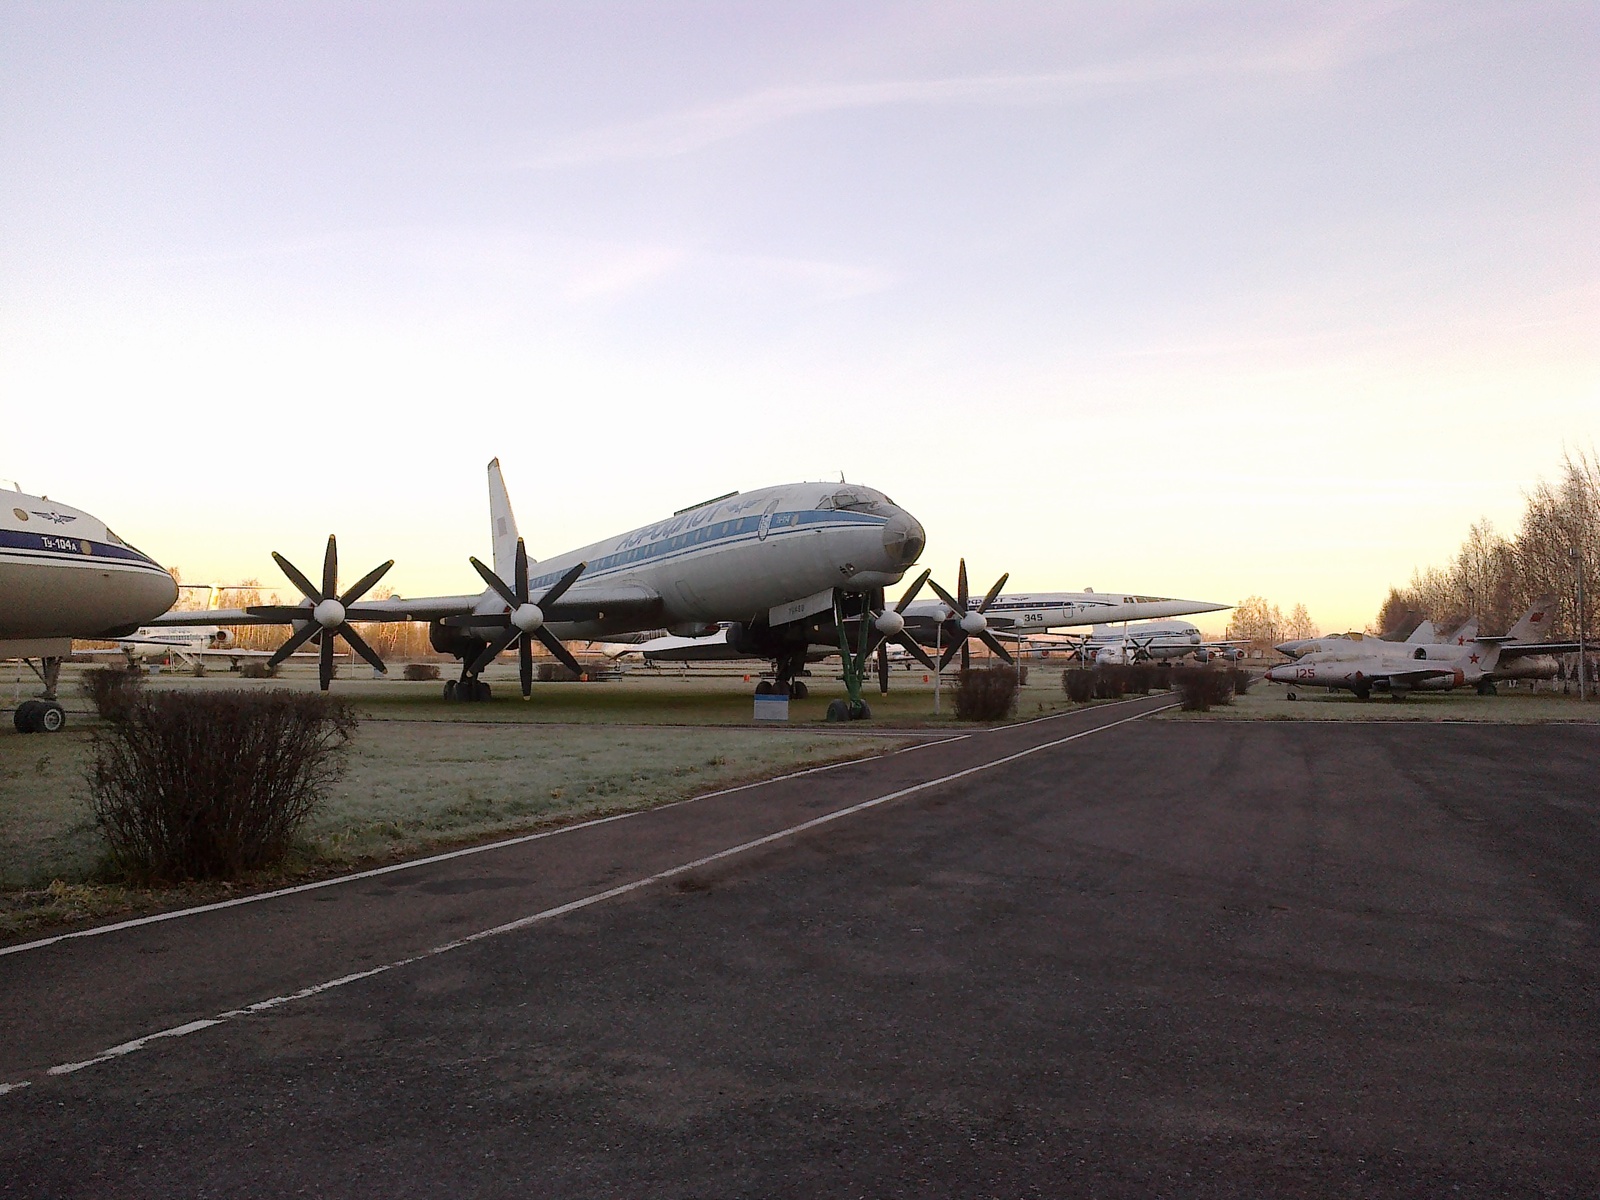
30,510,76,524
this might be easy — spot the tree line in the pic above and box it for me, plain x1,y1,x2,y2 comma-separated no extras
1376,449,1599,637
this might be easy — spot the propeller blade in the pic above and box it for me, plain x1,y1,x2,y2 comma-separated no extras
957,559,969,610
340,559,395,607
534,626,584,677
468,556,519,609
895,568,932,613
894,633,937,672
927,578,963,617
514,539,529,606
520,636,533,698
978,573,1010,613
272,552,323,604
939,639,963,671
321,535,338,600
961,640,970,672
318,632,334,691
537,561,588,609
267,621,320,668
470,628,519,676
877,642,890,694
340,624,387,674
978,630,1015,664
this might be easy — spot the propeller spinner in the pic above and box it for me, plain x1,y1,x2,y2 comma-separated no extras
441,539,587,697
246,535,394,690
929,559,1014,671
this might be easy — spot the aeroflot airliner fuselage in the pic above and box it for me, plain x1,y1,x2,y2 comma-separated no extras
0,489,178,642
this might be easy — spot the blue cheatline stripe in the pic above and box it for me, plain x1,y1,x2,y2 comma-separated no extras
525,510,885,590
0,528,163,568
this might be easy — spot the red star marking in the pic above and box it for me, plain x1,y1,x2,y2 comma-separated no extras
1456,636,1466,644
1532,612,1545,623
1469,652,1480,663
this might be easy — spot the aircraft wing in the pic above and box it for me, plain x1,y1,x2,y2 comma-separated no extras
143,583,666,628
1498,641,1581,657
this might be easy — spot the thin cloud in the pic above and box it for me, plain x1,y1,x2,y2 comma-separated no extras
515,23,1382,170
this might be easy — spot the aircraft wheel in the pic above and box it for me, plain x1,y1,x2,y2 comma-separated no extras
825,699,850,722
470,680,492,702
789,680,808,700
1285,691,1296,702
1353,684,1371,701
755,680,774,696
14,700,43,733
851,700,871,721
1476,680,1496,696
37,702,66,733
443,680,458,702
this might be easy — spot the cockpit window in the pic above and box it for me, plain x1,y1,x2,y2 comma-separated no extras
820,488,881,513
104,528,125,546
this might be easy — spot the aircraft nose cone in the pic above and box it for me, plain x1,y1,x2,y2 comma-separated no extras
882,510,925,569
1265,665,1287,682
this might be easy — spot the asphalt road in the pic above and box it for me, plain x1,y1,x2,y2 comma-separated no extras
3,701,1596,1197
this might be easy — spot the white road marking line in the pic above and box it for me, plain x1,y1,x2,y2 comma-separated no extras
17,701,1171,1091
986,693,1152,731
0,1082,30,1095
0,747,898,960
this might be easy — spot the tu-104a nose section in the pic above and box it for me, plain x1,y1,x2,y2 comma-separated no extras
816,486,926,590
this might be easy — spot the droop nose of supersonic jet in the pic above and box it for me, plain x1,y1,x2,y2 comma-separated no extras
881,509,926,569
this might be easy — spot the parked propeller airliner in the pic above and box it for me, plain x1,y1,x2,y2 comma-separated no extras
150,460,926,711
2,484,178,732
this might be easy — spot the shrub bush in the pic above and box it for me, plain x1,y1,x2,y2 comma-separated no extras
1153,664,1173,692
1062,669,1095,702
1125,664,1157,695
87,691,358,882
1170,667,1235,712
239,661,278,679
80,667,142,722
1229,667,1254,696
1092,666,1128,699
954,666,1017,720
402,662,441,681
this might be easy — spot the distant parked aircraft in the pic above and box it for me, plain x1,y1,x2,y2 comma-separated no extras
1265,598,1576,699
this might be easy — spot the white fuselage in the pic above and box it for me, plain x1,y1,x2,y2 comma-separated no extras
905,592,1228,635
1266,643,1501,693
459,481,925,640
0,489,178,643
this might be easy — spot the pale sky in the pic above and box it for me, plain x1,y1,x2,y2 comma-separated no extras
3,2,1596,633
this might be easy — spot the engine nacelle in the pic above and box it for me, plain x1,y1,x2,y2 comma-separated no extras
724,620,810,659
429,618,485,659
1193,648,1211,664
210,628,235,648
668,622,720,639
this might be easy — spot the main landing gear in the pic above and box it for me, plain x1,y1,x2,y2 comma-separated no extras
443,676,492,702
12,655,66,734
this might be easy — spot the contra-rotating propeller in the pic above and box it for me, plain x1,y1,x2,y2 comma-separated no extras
440,539,587,698
245,535,394,690
858,570,938,693
928,558,1014,671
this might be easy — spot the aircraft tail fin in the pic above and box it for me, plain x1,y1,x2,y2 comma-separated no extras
487,458,524,579
1442,616,1480,646
1506,594,1557,643
1405,620,1437,645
